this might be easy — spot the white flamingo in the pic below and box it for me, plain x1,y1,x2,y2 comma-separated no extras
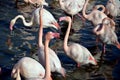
11,31,60,80
35,8,65,77
59,16,97,67
10,8,60,30
105,0,118,19
93,17,120,54
59,0,85,21
82,0,107,26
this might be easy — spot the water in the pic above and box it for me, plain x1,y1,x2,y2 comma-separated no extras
0,0,120,80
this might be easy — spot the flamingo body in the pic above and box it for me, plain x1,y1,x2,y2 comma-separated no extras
59,16,97,67
11,57,45,80
106,0,118,18
82,0,107,26
93,18,120,49
59,0,85,16
66,43,97,65
34,8,59,28
36,46,65,76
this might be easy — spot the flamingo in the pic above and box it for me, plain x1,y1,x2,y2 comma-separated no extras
11,31,60,80
82,0,108,26
93,17,120,55
105,0,118,19
24,0,48,6
59,0,85,21
35,8,65,77
9,8,60,30
59,16,97,67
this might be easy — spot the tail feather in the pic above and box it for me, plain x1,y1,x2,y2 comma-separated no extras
60,67,66,77
116,44,120,49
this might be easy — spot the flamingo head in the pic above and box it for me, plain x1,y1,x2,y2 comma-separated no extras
10,19,15,31
88,56,97,65
102,17,115,31
52,22,60,30
59,16,72,23
93,24,103,35
46,32,60,40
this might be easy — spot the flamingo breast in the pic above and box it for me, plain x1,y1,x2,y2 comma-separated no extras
14,57,45,79
37,46,63,74
61,0,85,15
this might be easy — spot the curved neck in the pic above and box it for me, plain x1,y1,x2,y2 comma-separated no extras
44,38,51,79
14,15,33,26
94,5,105,13
59,0,64,8
64,19,72,53
82,0,89,19
38,8,44,47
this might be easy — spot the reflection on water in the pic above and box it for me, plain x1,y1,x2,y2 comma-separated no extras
0,0,120,80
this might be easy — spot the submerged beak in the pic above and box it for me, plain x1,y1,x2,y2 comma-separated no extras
89,56,97,65
10,24,13,31
52,22,60,29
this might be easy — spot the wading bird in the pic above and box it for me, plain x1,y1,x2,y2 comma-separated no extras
59,16,97,67
59,0,85,21
82,0,107,26
10,8,60,30
11,31,60,80
35,8,65,77
93,17,120,55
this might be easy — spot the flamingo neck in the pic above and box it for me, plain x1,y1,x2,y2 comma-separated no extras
59,0,64,9
14,15,33,26
38,8,44,47
64,19,72,53
44,38,51,79
94,5,105,13
82,0,89,19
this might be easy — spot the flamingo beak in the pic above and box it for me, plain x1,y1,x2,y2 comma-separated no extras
52,32,60,38
89,56,97,65
10,24,13,31
59,17,66,22
52,22,60,29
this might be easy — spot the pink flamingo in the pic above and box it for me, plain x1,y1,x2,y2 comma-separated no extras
59,0,85,21
11,31,59,80
82,0,107,26
36,8,65,77
59,16,97,67
93,17,120,55
10,8,60,30
105,0,118,19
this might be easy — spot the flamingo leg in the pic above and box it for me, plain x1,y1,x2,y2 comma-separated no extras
103,44,106,54
77,13,86,23
77,63,80,67
100,43,106,60
95,36,100,50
